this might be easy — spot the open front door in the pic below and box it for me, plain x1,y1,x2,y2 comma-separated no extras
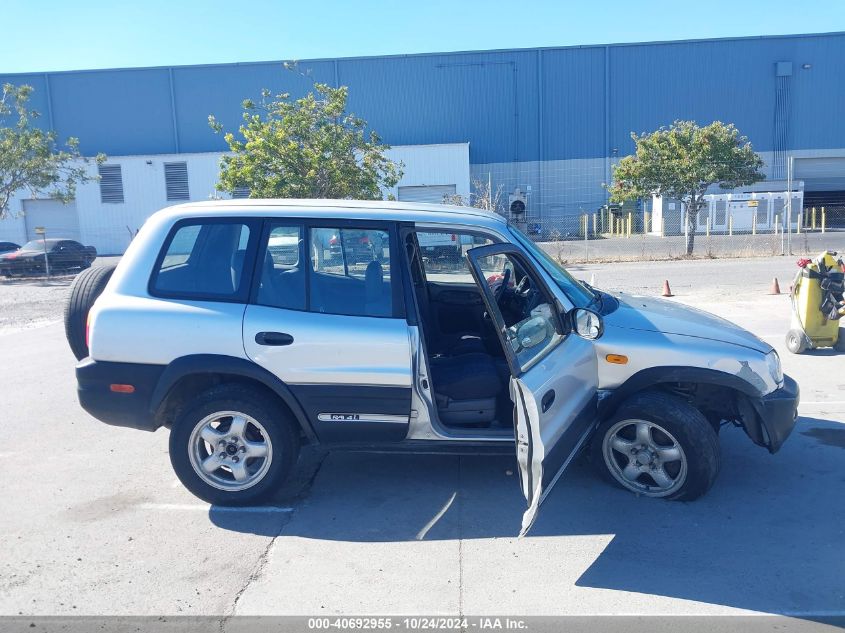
466,243,599,535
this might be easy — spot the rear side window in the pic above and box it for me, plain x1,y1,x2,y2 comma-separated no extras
151,221,253,300
310,227,392,317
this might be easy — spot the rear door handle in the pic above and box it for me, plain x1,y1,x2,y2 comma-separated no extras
254,331,294,346
541,389,556,413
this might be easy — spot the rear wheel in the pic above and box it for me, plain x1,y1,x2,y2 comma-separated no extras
64,264,116,360
169,384,300,506
786,328,808,354
592,391,720,501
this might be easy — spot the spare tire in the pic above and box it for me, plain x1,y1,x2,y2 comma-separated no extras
64,264,116,361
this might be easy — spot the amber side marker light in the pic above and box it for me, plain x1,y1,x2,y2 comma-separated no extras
110,384,135,394
605,354,629,365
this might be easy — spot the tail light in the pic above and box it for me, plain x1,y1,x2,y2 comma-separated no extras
360,236,370,244
451,234,456,241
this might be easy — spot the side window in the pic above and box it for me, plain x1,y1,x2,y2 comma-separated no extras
152,221,251,299
309,227,392,317
255,224,306,310
487,253,563,371
415,231,494,283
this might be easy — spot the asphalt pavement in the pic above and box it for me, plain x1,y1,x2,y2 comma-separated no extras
0,258,843,623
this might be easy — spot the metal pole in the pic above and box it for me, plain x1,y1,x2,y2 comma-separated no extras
42,229,50,278
787,156,793,255
584,214,589,261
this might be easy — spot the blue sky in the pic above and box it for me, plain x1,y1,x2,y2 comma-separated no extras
2,0,844,73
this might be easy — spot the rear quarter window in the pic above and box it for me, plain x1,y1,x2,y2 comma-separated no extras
150,219,257,301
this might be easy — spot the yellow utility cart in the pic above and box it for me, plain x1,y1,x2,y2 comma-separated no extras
786,251,845,354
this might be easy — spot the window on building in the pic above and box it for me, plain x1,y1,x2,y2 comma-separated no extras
164,162,190,201
309,227,392,317
152,221,252,299
98,164,124,203
255,224,305,310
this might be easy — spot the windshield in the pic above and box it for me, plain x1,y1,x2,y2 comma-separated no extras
508,224,595,308
20,240,51,251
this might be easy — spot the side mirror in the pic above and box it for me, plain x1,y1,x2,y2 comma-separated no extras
571,307,604,340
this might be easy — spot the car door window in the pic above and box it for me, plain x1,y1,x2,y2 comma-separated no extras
415,231,494,283
309,227,392,317
479,251,564,372
255,223,306,310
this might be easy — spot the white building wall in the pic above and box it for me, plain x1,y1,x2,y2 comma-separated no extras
384,143,470,201
0,143,470,255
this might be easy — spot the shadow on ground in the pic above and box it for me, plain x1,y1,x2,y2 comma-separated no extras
210,416,845,615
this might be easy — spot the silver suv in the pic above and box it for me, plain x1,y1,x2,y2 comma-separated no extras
69,200,799,534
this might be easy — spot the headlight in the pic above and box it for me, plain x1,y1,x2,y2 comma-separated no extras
765,351,783,385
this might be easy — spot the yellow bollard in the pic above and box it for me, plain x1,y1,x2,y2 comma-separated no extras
822,207,826,233
706,217,710,237
593,213,597,236
644,211,651,233
797,214,801,234
627,212,632,238
812,207,817,230
729,215,733,236
752,213,756,236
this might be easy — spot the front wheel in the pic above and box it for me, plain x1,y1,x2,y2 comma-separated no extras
169,384,300,506
834,328,845,352
591,391,720,501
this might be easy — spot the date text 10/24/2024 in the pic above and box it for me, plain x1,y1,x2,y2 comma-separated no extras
308,618,528,630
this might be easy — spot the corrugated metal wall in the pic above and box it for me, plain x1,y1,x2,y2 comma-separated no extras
2,33,844,163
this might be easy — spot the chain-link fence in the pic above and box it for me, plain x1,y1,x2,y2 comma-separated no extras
468,155,845,264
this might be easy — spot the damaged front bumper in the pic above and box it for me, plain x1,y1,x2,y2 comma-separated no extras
747,374,800,453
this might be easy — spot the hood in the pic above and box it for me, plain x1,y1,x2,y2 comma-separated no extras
604,293,771,354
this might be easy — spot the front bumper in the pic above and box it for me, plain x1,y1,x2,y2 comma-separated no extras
750,374,800,453
76,358,165,432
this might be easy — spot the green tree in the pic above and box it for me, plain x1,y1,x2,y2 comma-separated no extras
609,120,765,255
0,84,103,220
209,79,402,199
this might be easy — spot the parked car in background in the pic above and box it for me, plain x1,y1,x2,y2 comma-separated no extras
0,239,97,276
0,241,21,255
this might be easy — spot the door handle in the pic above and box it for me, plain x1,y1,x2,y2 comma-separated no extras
254,331,294,346
541,390,556,413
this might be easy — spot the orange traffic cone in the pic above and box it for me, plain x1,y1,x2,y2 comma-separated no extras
662,280,673,297
770,277,781,295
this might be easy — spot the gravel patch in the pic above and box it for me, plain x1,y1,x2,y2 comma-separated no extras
0,257,120,336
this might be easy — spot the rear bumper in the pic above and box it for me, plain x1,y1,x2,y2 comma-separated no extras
76,358,165,431
751,374,800,453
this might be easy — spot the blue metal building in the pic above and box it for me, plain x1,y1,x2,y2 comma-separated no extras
2,31,844,223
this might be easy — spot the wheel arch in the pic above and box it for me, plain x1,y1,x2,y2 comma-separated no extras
599,366,761,431
150,354,318,443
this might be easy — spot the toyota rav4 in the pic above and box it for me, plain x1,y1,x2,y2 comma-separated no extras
68,200,799,534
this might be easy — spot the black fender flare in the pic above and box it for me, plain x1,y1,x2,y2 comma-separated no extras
149,354,318,442
598,365,760,418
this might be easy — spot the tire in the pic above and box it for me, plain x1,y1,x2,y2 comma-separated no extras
834,328,845,352
169,384,300,506
785,328,808,354
63,264,116,361
591,391,720,501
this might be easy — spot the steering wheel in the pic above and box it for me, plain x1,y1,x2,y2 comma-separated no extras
494,267,511,306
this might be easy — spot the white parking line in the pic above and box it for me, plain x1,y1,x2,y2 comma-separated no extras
139,503,294,513
800,401,845,406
